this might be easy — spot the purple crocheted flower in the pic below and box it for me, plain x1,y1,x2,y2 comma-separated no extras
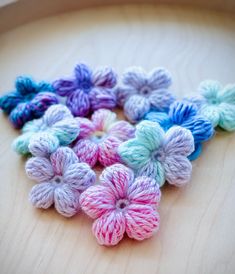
0,76,58,129
116,67,175,123
26,146,96,217
53,63,117,116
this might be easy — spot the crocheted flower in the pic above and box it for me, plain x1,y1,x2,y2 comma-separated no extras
53,63,117,116
13,104,80,155
116,67,175,123
186,80,235,131
72,109,135,167
144,101,214,160
118,121,194,187
26,146,96,217
0,76,58,128
80,164,161,246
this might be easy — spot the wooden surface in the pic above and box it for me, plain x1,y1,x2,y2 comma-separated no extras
0,4,235,274
1,0,235,33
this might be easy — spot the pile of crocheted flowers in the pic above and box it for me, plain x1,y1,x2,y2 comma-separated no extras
1,63,234,246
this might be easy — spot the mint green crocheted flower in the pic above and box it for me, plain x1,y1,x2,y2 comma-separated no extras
187,80,235,131
12,105,80,155
118,120,194,187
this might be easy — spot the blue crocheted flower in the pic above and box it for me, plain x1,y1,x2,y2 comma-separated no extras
144,101,214,160
116,67,175,123
0,76,58,129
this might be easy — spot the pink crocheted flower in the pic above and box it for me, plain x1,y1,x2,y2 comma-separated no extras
72,109,135,167
80,164,161,246
53,63,117,116
116,67,175,123
26,146,96,217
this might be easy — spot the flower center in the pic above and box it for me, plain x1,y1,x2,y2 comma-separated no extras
139,86,152,96
91,130,107,143
152,148,165,162
52,175,63,186
116,199,129,210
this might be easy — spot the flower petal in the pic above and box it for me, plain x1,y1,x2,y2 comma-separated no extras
28,132,59,157
148,89,175,112
118,139,151,169
98,136,122,167
0,91,23,114
200,104,220,127
122,67,147,90
91,109,116,131
116,86,136,107
50,117,80,145
125,204,160,241
218,103,235,131
184,116,214,143
66,90,90,117
163,155,192,186
169,101,197,124
63,163,96,191
124,95,150,122
107,121,135,141
15,76,37,95
9,103,34,129
50,147,78,175
73,139,99,167
74,63,92,91
147,67,172,90
135,160,165,187
22,118,43,134
99,164,134,199
92,211,126,246
25,157,54,182
163,126,194,157
188,143,202,161
76,117,95,139
144,111,172,131
92,67,117,88
218,84,235,104
54,184,80,217
128,176,161,207
12,131,35,155
199,80,221,101
135,120,165,150
80,185,116,219
53,78,77,96
29,182,55,209
43,104,73,126
89,87,117,111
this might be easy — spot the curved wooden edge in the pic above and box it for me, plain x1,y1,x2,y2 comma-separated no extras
0,0,235,34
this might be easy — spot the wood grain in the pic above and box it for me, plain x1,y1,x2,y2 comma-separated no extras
0,4,235,274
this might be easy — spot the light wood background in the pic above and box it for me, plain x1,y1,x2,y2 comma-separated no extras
0,4,235,274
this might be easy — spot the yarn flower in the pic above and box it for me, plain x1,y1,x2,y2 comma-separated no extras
186,80,235,131
118,121,194,187
72,109,135,167
26,146,96,217
53,63,117,116
116,67,175,123
80,164,161,246
0,76,58,129
144,101,214,160
13,104,80,155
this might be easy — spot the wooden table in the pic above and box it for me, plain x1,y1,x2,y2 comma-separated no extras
0,4,235,274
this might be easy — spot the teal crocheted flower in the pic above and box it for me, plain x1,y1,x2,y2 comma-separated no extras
118,121,194,187
12,104,80,155
187,80,235,131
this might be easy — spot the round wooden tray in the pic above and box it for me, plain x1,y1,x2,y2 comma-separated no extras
0,2,235,274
